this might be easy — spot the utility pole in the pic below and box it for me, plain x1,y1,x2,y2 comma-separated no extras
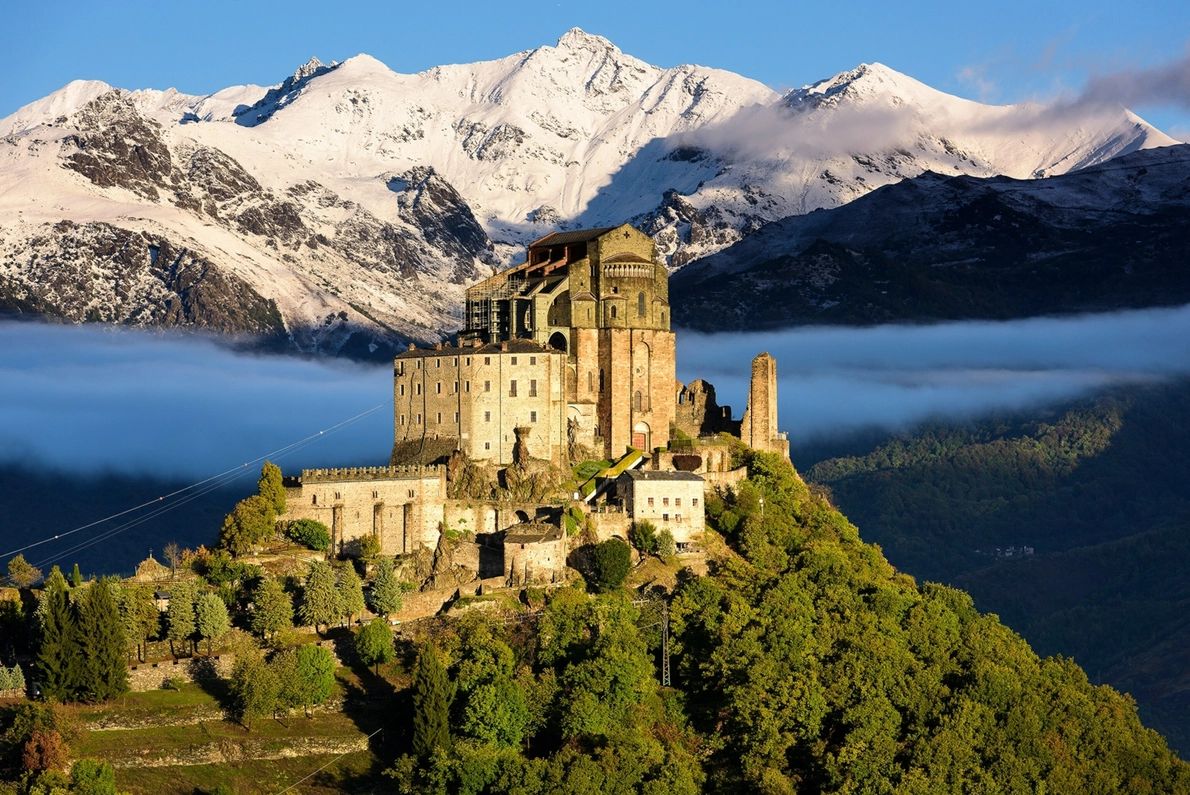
661,603,671,688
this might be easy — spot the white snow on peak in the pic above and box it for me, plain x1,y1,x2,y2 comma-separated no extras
0,79,115,135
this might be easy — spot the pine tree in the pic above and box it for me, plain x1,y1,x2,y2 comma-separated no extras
337,565,366,626
299,562,342,635
250,576,294,641
411,644,453,758
70,563,83,587
76,578,128,702
258,460,287,514
367,557,406,619
166,581,196,657
195,592,230,655
36,567,76,701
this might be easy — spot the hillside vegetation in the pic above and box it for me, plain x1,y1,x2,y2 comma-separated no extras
807,379,1190,753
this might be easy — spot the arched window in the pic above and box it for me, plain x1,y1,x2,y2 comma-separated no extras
634,391,642,410
611,305,617,319
638,292,646,317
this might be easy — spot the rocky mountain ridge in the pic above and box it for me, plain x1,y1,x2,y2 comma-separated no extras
0,29,1178,353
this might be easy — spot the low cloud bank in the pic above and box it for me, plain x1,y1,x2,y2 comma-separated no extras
677,305,1190,443
0,323,391,479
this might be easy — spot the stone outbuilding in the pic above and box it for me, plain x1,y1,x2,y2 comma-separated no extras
615,469,705,547
502,521,566,586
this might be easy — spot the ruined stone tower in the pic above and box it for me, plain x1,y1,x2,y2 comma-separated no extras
740,352,790,459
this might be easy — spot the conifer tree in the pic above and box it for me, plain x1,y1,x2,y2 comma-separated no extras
250,576,294,642
258,460,287,514
75,577,128,702
299,561,341,635
219,495,277,557
195,592,230,655
367,557,406,619
411,644,453,758
337,565,366,626
166,581,196,657
69,563,83,588
36,567,76,701
230,654,278,730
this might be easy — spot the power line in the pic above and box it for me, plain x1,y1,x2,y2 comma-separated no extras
273,727,383,795
1,403,385,578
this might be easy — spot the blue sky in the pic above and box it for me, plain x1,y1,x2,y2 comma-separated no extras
4,0,1189,137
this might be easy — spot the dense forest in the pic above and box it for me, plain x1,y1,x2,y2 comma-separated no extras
3,447,1188,792
806,378,1190,753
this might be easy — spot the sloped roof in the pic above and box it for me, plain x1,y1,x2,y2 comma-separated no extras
504,522,564,543
529,227,617,247
620,469,704,482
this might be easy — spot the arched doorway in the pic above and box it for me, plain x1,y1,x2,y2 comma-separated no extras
548,331,568,353
632,421,650,451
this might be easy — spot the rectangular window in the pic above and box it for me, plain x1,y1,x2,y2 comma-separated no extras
465,381,471,393
676,513,682,522
663,497,670,506
485,442,491,450
452,382,458,394
647,497,655,507
484,356,491,365
531,411,537,423
511,356,518,366
400,414,405,425
531,356,537,365
485,411,491,422
454,412,459,422
399,384,405,396
416,361,422,369
466,357,471,366
663,513,669,522
509,380,518,397
408,489,415,499
416,384,422,395
675,498,682,507
436,382,442,394
693,498,700,507
529,379,538,397
436,412,442,423
485,380,491,392
416,414,422,424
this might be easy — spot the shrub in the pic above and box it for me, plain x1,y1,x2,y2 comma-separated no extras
591,539,631,592
285,519,331,552
657,529,677,560
629,520,659,556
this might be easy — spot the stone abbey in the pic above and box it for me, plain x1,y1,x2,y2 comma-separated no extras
392,224,787,467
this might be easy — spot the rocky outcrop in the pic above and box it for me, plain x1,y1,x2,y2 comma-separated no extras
61,91,174,200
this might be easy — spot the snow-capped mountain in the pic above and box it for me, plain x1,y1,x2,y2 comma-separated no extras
0,29,1177,353
671,144,1190,329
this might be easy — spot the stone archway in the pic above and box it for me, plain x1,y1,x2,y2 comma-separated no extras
548,331,568,353
632,421,650,451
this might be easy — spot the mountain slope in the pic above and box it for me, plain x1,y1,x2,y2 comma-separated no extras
671,144,1190,329
0,31,1177,352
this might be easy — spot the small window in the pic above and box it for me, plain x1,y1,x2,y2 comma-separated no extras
416,384,422,395
676,513,682,522
334,491,341,500
675,498,682,507
587,371,594,391
663,513,669,521
638,292,646,317
485,411,491,422
510,380,518,397
511,356,518,365
400,414,405,426
530,356,537,365
693,498,700,507
436,412,442,423
312,494,317,505
485,442,491,450
417,413,422,424
399,384,405,396
648,497,655,507
465,381,471,392
436,359,441,368
485,380,491,392
531,410,537,423
416,361,422,369
530,379,538,397
484,356,491,365
436,382,442,394
466,357,471,366
372,490,379,499
663,497,669,507
407,489,415,499
611,305,618,319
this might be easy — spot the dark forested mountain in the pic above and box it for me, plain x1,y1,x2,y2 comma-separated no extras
672,144,1190,330
804,378,1190,752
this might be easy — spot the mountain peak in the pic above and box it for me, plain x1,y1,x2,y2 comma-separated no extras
555,27,618,53
785,62,937,110
291,57,326,82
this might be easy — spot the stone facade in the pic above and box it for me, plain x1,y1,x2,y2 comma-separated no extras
615,469,706,545
740,352,791,460
460,224,676,459
280,466,446,556
393,339,568,465
503,522,567,585
674,379,738,438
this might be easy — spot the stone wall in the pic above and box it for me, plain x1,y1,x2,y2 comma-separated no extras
740,352,791,460
280,466,446,556
127,641,349,692
588,508,631,542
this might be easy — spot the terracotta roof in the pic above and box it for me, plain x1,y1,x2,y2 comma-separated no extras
529,227,617,247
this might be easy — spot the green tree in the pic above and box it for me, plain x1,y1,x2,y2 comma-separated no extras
258,460,286,514
591,539,631,592
35,567,77,702
354,619,394,674
5,554,41,589
118,583,160,663
75,578,128,702
69,563,83,588
165,581,196,657
195,592,230,655
629,519,659,556
367,557,407,619
355,534,382,562
657,528,677,560
299,562,341,635
289,644,336,717
411,644,454,758
284,519,330,551
218,495,277,557
250,576,293,642
454,622,529,747
69,758,118,794
337,565,366,626
229,652,278,730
